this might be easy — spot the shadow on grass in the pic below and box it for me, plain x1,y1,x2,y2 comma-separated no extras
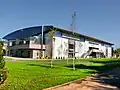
67,63,120,89
90,59,120,64
66,63,120,72
27,63,120,89
66,64,103,72
27,64,51,68
92,73,120,88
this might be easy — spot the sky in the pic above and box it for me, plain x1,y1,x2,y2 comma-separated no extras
0,0,120,48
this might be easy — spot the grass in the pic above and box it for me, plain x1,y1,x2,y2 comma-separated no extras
3,58,120,90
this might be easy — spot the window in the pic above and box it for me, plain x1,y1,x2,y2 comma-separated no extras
55,31,62,37
19,40,24,45
37,52,39,56
101,43,104,46
69,44,74,49
26,40,30,44
12,41,16,46
106,48,108,57
89,41,99,45
80,37,85,42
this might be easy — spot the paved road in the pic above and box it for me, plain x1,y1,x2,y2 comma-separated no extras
45,67,120,90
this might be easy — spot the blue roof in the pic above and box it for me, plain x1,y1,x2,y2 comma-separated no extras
3,26,53,40
3,25,113,45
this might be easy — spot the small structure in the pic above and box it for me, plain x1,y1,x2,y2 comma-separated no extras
3,25,114,59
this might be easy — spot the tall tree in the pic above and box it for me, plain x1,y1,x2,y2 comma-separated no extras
114,48,120,58
0,41,7,83
48,28,56,68
0,41,5,69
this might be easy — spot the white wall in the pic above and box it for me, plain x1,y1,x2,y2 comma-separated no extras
8,33,113,59
75,40,84,57
33,50,38,59
101,45,106,56
53,36,68,59
54,36,87,59
107,47,112,58
53,36,113,59
84,40,90,53
32,50,43,59
61,37,68,58
53,36,61,58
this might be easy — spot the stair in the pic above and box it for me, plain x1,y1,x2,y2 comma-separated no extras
81,49,93,58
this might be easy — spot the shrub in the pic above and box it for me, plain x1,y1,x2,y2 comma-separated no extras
0,41,5,69
0,41,6,84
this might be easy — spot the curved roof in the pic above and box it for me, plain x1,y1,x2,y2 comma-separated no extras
3,26,53,40
3,25,113,45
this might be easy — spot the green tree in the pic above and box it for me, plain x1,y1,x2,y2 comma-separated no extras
0,41,5,69
5,46,8,56
48,28,56,68
48,29,56,59
114,48,120,58
0,41,6,84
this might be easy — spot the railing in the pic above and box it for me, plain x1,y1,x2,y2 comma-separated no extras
81,49,93,58
9,44,46,50
29,44,46,49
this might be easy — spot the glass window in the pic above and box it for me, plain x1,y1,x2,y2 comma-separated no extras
89,41,99,45
12,41,16,46
69,44,74,49
80,37,85,42
101,43,104,46
26,40,30,44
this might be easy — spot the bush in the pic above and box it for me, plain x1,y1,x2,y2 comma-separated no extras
0,69,7,84
0,41,5,69
0,57,5,69
0,41,6,84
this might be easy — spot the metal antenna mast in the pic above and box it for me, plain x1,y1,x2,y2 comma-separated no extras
71,11,76,70
71,11,76,34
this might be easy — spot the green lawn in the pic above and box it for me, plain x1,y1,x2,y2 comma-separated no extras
4,59,120,90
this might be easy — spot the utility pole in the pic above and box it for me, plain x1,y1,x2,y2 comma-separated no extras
71,11,76,70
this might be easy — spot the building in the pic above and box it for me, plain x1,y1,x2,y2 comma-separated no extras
3,25,114,59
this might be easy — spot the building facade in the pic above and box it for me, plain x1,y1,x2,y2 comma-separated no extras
3,26,114,59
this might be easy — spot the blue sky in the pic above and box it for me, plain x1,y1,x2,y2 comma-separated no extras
0,0,120,48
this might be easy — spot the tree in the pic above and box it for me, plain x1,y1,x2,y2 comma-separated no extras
0,41,6,83
0,41,5,69
5,46,8,56
114,48,120,58
48,28,56,68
